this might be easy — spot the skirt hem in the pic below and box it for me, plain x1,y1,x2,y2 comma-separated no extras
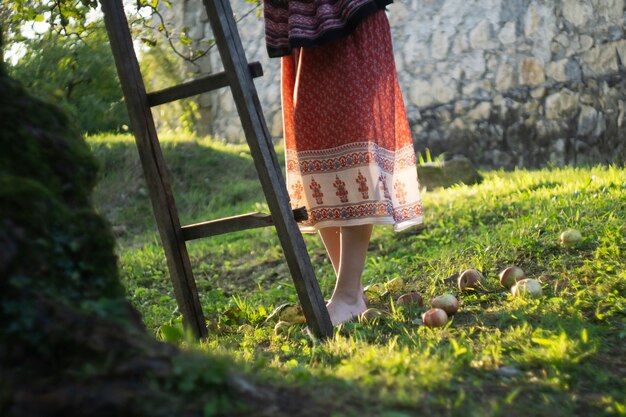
298,216,423,234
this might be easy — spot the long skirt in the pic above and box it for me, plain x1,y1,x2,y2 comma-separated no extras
281,10,423,233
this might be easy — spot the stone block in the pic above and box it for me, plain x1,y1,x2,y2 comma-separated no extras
452,32,469,54
547,58,581,82
535,120,561,138
409,77,458,107
498,21,517,45
579,35,594,52
270,111,283,138
531,88,546,98
549,138,567,166
470,20,495,50
454,100,473,116
431,31,450,60
490,149,514,167
555,33,571,48
581,41,621,76
545,89,579,119
598,0,625,23
519,58,546,86
496,62,515,91
562,0,593,26
435,107,452,124
487,54,499,72
409,79,436,107
577,105,599,136
462,51,487,79
467,102,492,120
450,118,466,130
463,80,493,99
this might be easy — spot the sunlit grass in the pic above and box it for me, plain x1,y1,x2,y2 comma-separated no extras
89,133,626,416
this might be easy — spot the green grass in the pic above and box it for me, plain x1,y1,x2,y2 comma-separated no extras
89,133,626,416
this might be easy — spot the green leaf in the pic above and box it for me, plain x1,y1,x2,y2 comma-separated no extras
158,324,184,343
581,328,589,344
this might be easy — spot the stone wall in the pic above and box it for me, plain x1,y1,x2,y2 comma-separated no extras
162,0,626,168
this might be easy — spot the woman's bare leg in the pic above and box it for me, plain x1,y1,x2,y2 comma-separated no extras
318,227,341,275
325,224,373,325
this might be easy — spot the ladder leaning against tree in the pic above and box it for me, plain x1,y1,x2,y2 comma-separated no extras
99,0,333,339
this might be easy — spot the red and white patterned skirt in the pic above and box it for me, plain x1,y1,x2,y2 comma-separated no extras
281,10,423,233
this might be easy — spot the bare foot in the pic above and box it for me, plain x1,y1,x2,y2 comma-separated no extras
326,296,367,326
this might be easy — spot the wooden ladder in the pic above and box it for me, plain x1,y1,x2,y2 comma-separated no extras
100,0,333,339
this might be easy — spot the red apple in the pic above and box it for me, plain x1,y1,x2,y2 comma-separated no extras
499,266,526,289
396,292,424,307
430,294,459,315
458,269,484,291
422,308,448,327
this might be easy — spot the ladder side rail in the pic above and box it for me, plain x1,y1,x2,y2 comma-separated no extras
100,0,207,338
201,0,333,338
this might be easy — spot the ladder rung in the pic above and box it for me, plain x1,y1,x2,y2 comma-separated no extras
181,207,308,241
147,61,264,107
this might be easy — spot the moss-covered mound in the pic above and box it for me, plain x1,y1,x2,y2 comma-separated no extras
0,36,305,417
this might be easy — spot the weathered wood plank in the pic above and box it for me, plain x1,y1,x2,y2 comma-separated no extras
201,0,333,338
147,62,263,107
181,207,308,241
100,0,207,338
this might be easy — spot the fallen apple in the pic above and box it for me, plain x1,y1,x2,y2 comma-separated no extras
499,266,526,289
385,277,404,293
360,308,385,323
511,278,543,298
274,321,291,335
560,229,582,248
397,292,424,307
458,269,484,291
421,308,448,327
278,304,306,324
430,294,459,315
363,283,386,298
237,324,254,333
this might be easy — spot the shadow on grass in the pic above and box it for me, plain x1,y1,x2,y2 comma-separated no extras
89,138,278,241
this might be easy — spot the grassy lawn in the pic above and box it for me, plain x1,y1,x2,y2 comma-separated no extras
89,133,626,416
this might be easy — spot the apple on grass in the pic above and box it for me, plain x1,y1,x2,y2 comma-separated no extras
422,308,448,328
430,294,459,315
274,321,291,335
511,278,543,298
560,229,582,248
396,292,424,307
278,304,306,325
458,269,484,292
499,266,526,289
360,308,385,323
363,283,386,299
385,277,404,293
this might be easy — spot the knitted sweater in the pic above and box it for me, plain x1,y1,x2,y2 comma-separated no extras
263,0,392,58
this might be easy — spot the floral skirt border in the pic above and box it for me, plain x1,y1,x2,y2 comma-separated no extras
286,141,423,233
